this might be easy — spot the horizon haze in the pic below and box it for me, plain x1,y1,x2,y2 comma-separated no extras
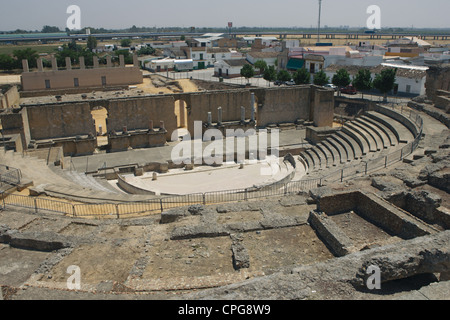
0,0,449,32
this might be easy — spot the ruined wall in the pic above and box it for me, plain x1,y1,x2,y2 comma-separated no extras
106,96,177,140
186,90,252,135
425,64,450,102
0,86,20,109
256,86,311,128
17,85,336,153
26,102,95,140
311,86,335,127
0,110,28,149
21,67,143,91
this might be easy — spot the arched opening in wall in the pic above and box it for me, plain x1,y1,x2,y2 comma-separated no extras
90,106,109,147
174,99,188,129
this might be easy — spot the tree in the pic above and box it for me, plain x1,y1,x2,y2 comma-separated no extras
68,39,81,52
137,46,156,56
332,68,351,95
352,69,373,99
293,68,311,85
0,54,15,71
263,65,277,86
240,64,255,84
373,68,397,102
86,36,98,52
114,49,133,64
41,25,61,33
13,48,39,69
121,38,132,47
313,70,330,86
254,60,267,74
277,69,291,82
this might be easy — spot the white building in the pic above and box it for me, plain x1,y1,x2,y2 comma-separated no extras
93,45,115,53
246,52,279,67
147,58,194,72
243,37,278,46
214,59,249,78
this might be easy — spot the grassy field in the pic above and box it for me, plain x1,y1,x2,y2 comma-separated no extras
0,44,61,56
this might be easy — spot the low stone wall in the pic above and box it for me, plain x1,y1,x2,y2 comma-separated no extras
408,100,450,128
108,130,167,152
315,190,436,241
316,190,360,215
306,126,339,144
0,226,73,251
435,94,450,113
356,192,435,239
117,174,157,196
19,85,129,98
34,136,97,157
308,211,354,257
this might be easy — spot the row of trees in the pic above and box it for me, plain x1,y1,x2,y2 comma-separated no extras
331,67,397,100
240,60,334,87
240,60,397,99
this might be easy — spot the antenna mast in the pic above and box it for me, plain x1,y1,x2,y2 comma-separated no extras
317,0,322,43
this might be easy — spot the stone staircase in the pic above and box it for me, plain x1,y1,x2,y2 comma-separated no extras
0,148,156,203
298,108,419,180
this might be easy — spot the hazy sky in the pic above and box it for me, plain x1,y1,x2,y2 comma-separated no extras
0,0,449,31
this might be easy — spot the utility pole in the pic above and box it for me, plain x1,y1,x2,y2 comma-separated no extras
317,0,322,43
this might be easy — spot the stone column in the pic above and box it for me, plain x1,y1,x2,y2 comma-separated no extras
22,59,29,72
119,55,125,68
79,56,86,69
241,106,245,123
218,107,223,125
93,56,99,68
51,56,58,71
251,93,256,122
207,112,212,126
133,53,139,67
106,56,112,68
160,121,165,131
149,120,154,131
37,58,43,72
65,57,72,70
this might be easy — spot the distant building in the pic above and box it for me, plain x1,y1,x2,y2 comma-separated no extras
242,37,278,47
304,54,325,74
214,59,249,78
246,51,278,68
385,43,424,58
93,45,115,53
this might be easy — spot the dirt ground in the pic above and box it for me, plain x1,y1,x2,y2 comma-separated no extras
328,211,403,249
243,226,335,275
